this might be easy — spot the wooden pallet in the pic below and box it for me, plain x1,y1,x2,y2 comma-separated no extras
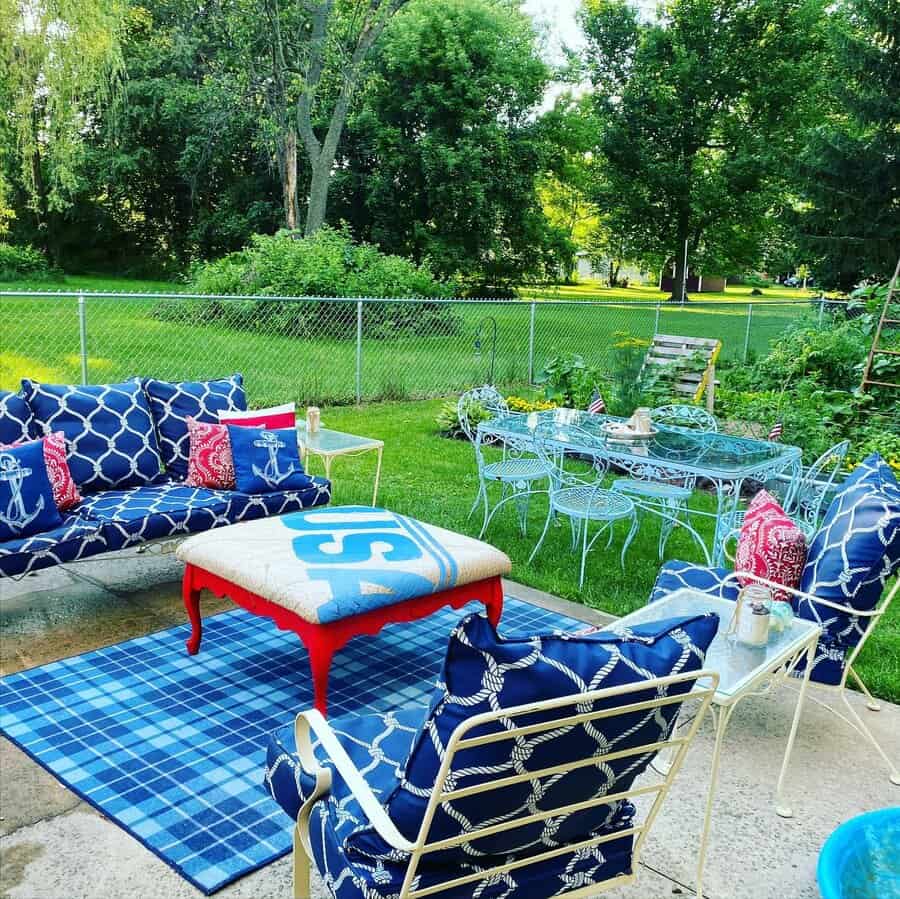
644,333,722,410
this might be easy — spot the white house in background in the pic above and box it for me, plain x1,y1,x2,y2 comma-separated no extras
574,251,649,284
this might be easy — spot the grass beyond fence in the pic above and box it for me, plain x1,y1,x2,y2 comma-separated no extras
3,275,814,403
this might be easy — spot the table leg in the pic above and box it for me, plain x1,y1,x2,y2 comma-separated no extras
712,478,743,567
183,565,203,655
696,702,733,899
372,446,383,507
483,576,504,627
775,639,816,818
306,636,335,717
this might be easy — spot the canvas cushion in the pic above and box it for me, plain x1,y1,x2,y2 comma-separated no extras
0,441,63,540
185,417,235,489
0,390,32,444
649,559,738,604
227,425,313,494
834,452,900,499
349,611,718,867
736,490,806,605
21,379,163,492
0,514,106,578
1,432,82,512
219,402,296,429
143,375,246,479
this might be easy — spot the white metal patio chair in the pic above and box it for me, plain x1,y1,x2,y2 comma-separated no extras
611,404,718,560
458,385,549,537
289,669,718,899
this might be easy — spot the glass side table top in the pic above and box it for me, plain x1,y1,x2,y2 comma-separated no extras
616,587,820,700
296,421,383,455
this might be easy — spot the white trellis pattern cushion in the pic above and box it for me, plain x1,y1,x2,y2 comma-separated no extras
143,375,246,479
0,390,33,444
351,611,718,867
21,379,164,493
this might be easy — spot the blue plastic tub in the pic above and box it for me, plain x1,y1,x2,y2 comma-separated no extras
817,807,900,899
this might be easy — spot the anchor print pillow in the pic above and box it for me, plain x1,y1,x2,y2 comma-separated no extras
0,441,63,541
227,425,313,494
0,432,82,512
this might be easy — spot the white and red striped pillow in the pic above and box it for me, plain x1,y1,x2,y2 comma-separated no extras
0,431,82,512
185,417,235,489
219,402,296,430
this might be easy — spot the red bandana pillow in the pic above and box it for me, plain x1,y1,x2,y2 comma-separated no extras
185,417,235,489
736,490,807,605
0,431,81,512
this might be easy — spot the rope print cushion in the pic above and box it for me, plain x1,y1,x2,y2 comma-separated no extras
21,379,164,493
0,440,63,540
348,610,718,868
736,490,806,605
143,375,246,479
0,390,32,445
185,417,235,489
0,432,82,512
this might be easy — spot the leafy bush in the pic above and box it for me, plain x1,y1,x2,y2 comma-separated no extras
535,353,601,408
0,243,55,281
154,227,460,340
844,430,900,476
436,397,492,438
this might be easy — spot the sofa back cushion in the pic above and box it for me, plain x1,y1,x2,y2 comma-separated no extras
0,390,33,445
348,611,718,866
143,375,246,479
21,379,163,493
0,441,63,540
736,490,806,605
798,468,900,668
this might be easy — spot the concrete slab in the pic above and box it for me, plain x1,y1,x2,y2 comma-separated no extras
1,554,898,899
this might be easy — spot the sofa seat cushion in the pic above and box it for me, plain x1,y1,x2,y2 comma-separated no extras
0,515,106,578
75,482,232,549
0,390,32,444
21,379,163,493
265,707,634,899
222,477,331,523
354,611,717,868
143,375,246,480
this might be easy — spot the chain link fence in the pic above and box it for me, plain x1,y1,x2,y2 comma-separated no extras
2,290,820,404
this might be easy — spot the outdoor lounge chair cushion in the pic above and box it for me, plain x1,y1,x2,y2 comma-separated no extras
834,452,899,498
0,514,106,578
142,375,246,479
21,379,164,493
265,708,635,899
346,610,718,868
0,441,62,540
0,390,32,445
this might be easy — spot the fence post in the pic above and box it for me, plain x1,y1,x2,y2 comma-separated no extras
355,299,363,404
527,302,536,384
653,300,661,336
743,303,753,362
817,297,825,326
77,292,88,385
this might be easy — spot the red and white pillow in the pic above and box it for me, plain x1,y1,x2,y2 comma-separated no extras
185,417,235,489
736,490,807,605
219,402,296,430
0,431,82,512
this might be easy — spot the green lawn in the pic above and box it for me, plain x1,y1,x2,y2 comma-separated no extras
518,278,816,303
314,399,898,704
2,274,812,403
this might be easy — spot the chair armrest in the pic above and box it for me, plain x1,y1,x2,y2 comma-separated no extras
294,709,415,853
724,570,890,619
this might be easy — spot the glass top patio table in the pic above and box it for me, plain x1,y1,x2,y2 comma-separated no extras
615,588,821,700
296,421,383,455
478,408,801,482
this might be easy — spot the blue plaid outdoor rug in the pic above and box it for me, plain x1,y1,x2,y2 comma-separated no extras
0,595,583,894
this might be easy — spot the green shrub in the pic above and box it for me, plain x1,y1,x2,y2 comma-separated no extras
0,243,55,281
535,353,600,408
436,397,492,438
154,227,460,340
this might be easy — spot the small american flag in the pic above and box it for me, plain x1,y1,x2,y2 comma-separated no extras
587,388,606,415
768,420,783,441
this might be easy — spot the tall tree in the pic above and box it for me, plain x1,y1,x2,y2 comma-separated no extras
0,0,126,259
793,0,900,290
580,0,825,299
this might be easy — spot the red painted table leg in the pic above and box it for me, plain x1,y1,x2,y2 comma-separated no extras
182,563,203,655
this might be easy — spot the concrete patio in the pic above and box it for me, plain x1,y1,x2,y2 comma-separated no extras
1,554,897,899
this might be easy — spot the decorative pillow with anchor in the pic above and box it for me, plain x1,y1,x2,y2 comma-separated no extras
0,440,63,541
227,425,313,494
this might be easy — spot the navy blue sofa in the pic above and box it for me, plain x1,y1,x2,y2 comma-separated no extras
0,377,330,579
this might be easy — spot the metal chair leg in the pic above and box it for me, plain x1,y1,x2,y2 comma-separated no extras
849,666,882,712
579,515,590,589
529,503,554,565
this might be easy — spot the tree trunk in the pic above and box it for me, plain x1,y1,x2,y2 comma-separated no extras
282,128,299,230
304,155,331,236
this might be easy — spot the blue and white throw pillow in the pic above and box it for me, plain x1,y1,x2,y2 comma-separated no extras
348,610,718,866
834,452,899,499
0,390,33,445
227,425,313,494
0,441,63,540
143,375,246,479
21,379,163,493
